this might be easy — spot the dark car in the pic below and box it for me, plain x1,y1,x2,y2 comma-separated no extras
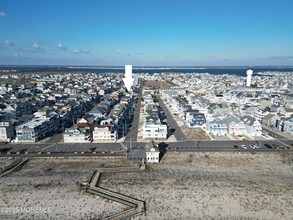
233,145,239,149
264,144,272,149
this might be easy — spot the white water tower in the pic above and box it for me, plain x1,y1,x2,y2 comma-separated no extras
246,69,253,87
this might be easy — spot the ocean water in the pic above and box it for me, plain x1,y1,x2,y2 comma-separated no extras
1,66,293,77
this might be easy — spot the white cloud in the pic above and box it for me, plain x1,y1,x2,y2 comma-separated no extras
72,49,80,54
32,43,40,49
57,43,67,50
0,12,6,17
72,49,90,54
4,40,15,46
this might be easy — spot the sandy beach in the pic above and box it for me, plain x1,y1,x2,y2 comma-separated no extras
0,152,292,219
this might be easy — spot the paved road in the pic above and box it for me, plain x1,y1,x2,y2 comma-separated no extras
158,97,187,141
125,83,143,142
166,139,293,151
1,139,293,158
0,153,125,158
0,143,125,154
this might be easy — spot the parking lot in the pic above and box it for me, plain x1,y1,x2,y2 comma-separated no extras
166,140,293,153
0,142,126,155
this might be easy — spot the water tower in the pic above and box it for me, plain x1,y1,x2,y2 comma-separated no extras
246,69,253,87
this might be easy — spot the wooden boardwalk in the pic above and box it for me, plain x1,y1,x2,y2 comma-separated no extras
86,166,146,220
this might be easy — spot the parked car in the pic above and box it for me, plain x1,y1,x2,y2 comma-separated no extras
241,144,247,149
233,145,239,149
249,144,256,149
264,144,272,149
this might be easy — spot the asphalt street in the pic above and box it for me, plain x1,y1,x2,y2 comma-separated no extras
125,83,143,142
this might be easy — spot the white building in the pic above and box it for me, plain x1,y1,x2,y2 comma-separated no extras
241,116,262,136
63,127,92,143
223,115,246,136
0,121,14,142
16,118,50,142
146,142,160,163
283,119,293,136
93,125,117,142
143,122,167,139
123,65,134,91
246,69,253,87
207,118,228,136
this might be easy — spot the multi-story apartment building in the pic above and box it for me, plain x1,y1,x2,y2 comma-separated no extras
16,118,49,142
0,121,14,142
93,125,117,142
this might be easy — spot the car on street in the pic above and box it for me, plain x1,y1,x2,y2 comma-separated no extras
241,144,247,149
249,144,256,149
233,145,239,149
264,144,272,149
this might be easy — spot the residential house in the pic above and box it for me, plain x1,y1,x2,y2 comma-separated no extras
143,122,167,139
93,125,117,142
146,142,160,163
262,114,279,128
222,114,246,136
283,119,293,136
63,127,92,143
207,118,228,136
185,112,206,128
0,121,14,142
241,115,262,136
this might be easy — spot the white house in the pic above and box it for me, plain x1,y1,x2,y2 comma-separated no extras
283,119,293,136
93,125,117,142
63,127,92,143
241,116,262,136
207,118,228,136
0,121,14,142
146,142,160,163
143,122,167,139
222,115,246,136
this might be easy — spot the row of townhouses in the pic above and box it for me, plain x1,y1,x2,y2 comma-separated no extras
0,71,135,143
142,94,167,139
63,94,135,143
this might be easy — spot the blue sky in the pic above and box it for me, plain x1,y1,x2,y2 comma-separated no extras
1,0,293,66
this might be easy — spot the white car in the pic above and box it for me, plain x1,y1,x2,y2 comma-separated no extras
249,144,256,149
241,144,247,149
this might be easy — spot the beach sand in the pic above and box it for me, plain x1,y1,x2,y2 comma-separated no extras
0,152,292,219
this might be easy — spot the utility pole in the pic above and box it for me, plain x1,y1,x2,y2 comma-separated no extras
122,123,124,137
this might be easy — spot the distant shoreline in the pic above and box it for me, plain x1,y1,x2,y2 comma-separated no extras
1,66,293,77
